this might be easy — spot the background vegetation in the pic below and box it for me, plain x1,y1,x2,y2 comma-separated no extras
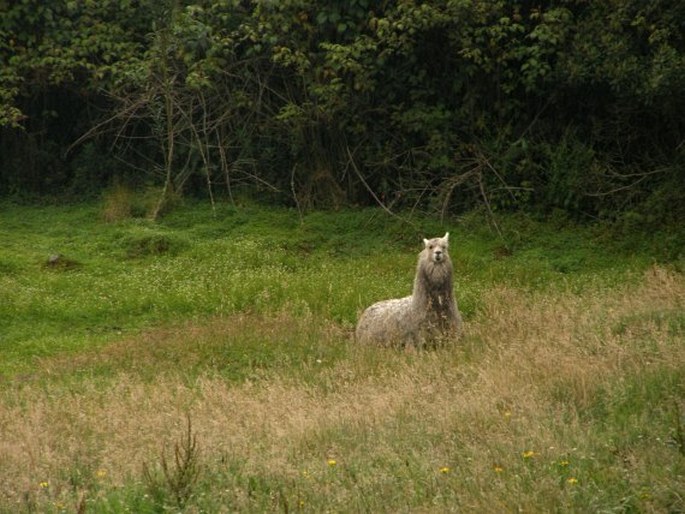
1,0,684,229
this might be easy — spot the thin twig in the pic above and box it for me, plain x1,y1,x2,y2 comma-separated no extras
345,145,419,231
291,163,304,224
477,169,505,242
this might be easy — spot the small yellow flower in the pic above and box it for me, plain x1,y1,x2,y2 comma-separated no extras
493,464,504,473
522,450,536,459
96,469,107,479
503,410,512,418
439,466,450,474
327,459,337,467
558,460,570,467
39,481,49,489
567,477,578,485
301,469,310,478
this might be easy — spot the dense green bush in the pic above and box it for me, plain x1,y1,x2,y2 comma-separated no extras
1,0,683,223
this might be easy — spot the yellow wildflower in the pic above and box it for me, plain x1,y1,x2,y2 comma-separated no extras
327,459,337,467
522,450,536,459
493,464,504,473
439,466,450,474
39,481,49,489
567,477,578,485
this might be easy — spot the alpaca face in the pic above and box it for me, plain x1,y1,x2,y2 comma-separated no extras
423,233,450,264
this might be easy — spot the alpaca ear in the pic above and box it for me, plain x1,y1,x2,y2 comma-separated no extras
423,238,430,247
443,232,449,244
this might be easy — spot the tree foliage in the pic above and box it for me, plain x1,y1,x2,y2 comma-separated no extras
1,0,683,224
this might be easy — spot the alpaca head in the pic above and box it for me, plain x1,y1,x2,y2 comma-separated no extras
422,233,450,264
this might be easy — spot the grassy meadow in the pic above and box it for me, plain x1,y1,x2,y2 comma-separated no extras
0,199,683,513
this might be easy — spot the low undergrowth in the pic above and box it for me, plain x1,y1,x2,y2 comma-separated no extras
0,201,683,512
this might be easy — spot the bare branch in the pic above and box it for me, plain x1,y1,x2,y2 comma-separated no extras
586,165,670,197
345,145,419,231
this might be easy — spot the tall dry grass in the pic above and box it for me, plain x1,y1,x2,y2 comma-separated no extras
1,267,683,511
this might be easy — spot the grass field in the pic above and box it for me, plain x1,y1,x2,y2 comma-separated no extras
0,200,683,513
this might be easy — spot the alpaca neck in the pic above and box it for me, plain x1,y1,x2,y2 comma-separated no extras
411,260,453,310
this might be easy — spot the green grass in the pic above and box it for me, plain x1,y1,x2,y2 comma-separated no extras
0,201,648,376
0,200,683,513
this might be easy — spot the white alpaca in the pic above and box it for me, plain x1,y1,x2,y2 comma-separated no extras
355,233,462,347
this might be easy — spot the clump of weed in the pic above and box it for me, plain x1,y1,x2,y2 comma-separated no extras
673,400,685,457
43,253,81,271
124,234,175,258
101,184,141,222
143,414,202,509
102,184,181,222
